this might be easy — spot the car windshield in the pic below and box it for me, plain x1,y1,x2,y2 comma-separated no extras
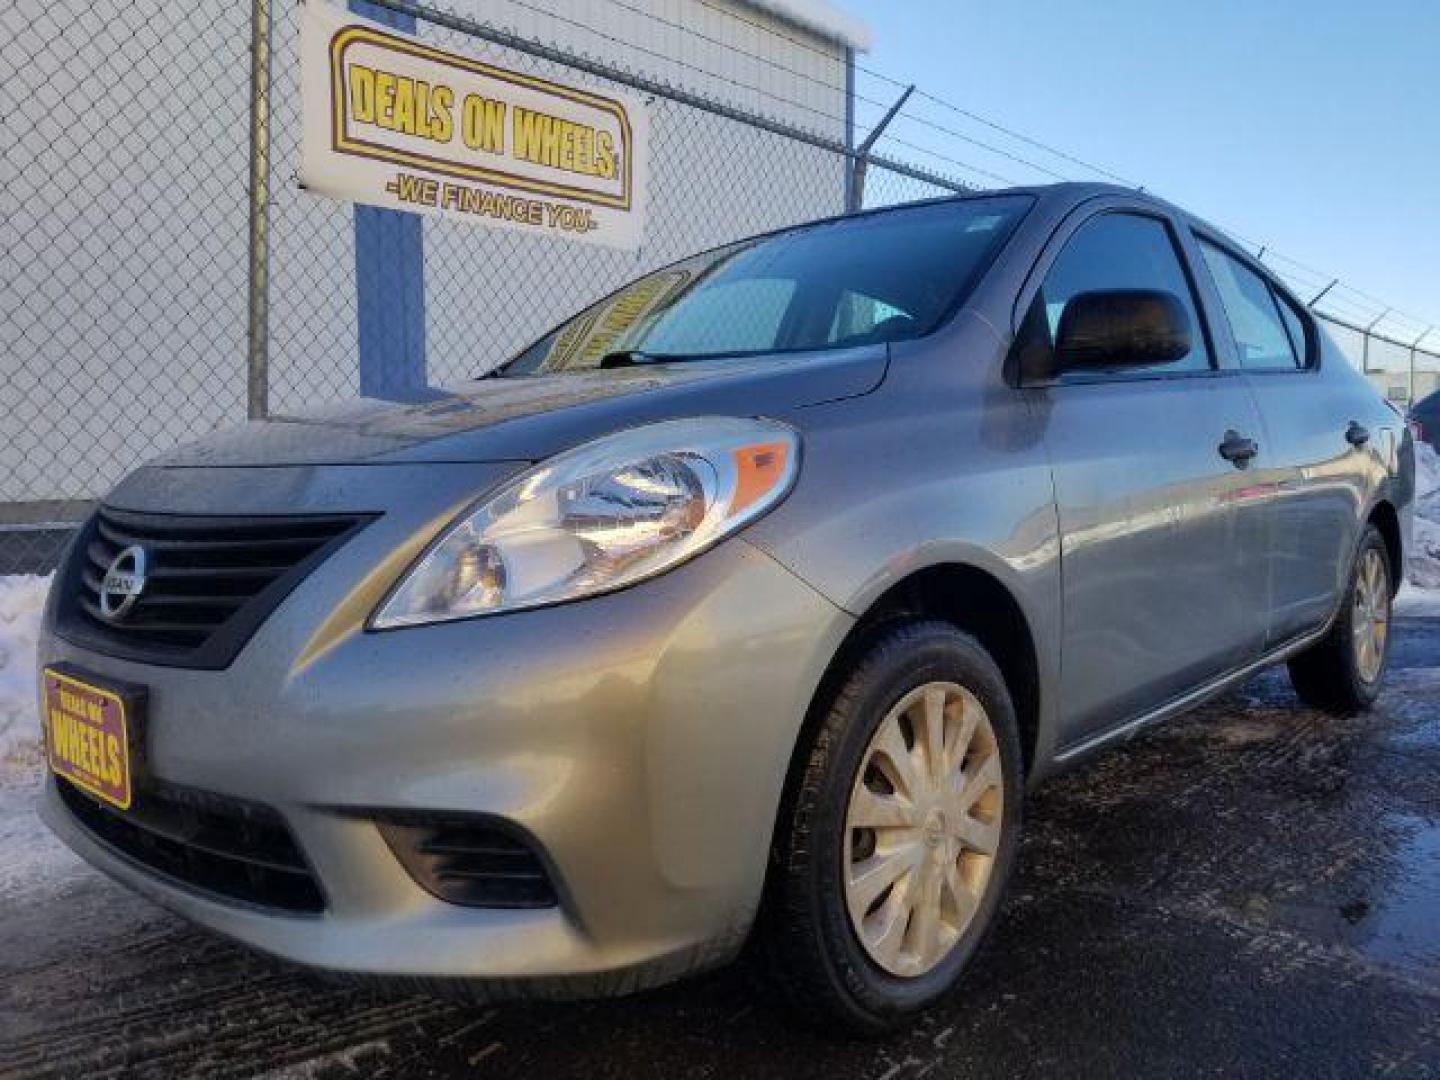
495,195,1032,375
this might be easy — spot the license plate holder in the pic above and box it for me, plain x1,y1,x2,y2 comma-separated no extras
43,665,146,811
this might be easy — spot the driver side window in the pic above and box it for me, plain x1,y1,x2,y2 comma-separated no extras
1037,213,1213,376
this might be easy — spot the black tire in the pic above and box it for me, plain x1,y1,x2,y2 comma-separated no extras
1287,525,1394,715
761,620,1023,1035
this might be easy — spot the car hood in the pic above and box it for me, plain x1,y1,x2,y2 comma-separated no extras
154,346,887,467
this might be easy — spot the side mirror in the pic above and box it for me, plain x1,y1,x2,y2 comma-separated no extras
1053,289,1193,374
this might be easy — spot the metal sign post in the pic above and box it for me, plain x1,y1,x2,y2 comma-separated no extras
246,0,274,421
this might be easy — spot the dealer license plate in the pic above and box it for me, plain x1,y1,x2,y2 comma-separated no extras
43,667,140,810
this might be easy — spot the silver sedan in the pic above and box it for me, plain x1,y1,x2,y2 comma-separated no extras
38,183,1413,1032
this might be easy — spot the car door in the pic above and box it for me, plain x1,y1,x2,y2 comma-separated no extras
1191,236,1366,644
1021,206,1271,746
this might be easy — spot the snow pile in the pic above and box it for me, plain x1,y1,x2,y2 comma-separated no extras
1409,440,1440,590
0,574,50,765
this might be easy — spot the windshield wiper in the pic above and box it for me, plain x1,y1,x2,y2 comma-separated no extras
598,349,687,369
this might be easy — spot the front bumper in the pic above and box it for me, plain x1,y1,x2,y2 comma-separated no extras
39,517,851,995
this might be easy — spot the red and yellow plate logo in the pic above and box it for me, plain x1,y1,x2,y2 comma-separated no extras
43,668,135,810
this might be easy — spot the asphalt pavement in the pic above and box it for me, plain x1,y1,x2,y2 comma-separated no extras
2,618,1437,1079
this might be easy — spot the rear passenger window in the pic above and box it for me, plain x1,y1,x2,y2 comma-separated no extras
1198,241,1311,370
1037,213,1212,375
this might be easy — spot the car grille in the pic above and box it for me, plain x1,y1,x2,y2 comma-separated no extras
55,507,373,669
378,813,558,909
56,775,325,914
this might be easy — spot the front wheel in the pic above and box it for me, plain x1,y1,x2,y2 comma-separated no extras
1287,525,1394,714
762,621,1023,1034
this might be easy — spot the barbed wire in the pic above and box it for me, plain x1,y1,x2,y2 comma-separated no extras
473,0,1435,339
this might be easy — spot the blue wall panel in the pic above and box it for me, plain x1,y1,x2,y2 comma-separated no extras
350,1,428,400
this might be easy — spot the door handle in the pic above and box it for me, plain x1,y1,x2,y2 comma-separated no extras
1345,421,1371,448
1218,429,1259,467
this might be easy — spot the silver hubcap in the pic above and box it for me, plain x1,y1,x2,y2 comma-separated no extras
1352,547,1390,684
843,682,1004,978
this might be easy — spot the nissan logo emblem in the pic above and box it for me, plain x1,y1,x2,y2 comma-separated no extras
99,544,148,621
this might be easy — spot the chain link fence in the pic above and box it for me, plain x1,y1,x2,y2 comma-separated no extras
3,1,254,570
4,0,1435,574
1,0,956,572
1237,249,1440,405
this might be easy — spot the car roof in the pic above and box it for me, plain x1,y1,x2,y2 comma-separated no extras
842,181,1241,250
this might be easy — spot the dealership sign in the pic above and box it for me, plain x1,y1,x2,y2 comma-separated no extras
300,1,648,248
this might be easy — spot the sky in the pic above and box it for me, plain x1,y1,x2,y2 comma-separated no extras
841,0,1440,339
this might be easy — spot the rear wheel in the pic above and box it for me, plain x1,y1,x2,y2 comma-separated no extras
1287,525,1393,714
763,621,1022,1034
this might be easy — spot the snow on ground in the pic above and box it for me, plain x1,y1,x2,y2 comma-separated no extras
0,573,49,768
1396,582,1440,618
0,574,76,925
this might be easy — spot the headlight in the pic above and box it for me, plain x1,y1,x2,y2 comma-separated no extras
372,416,800,628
